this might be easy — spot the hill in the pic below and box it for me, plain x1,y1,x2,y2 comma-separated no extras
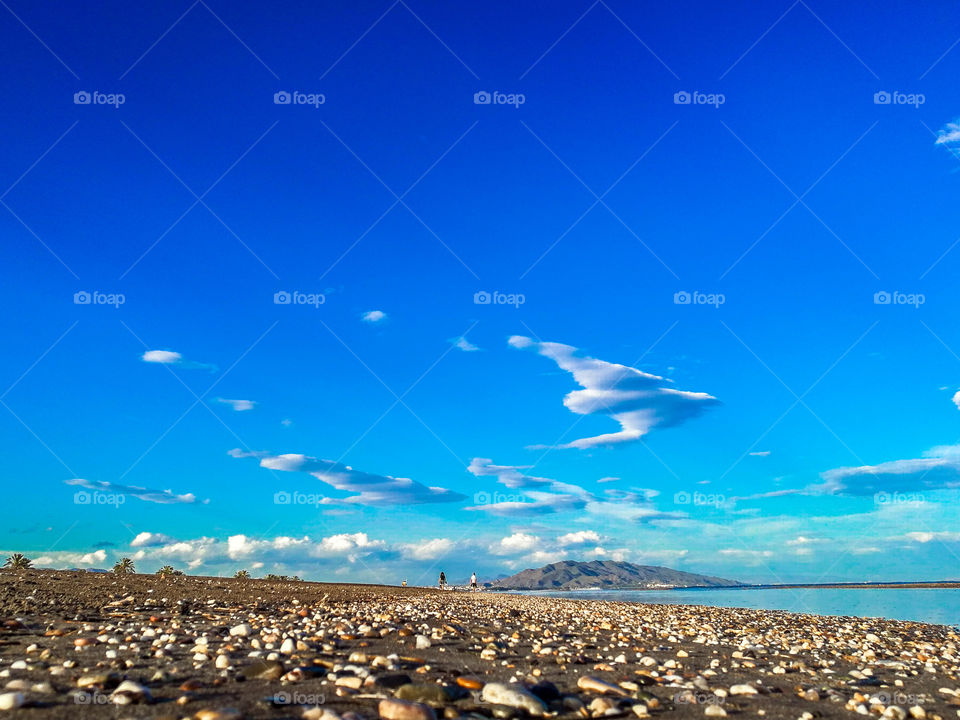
488,560,738,590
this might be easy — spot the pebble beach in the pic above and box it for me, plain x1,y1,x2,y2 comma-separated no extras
0,571,958,720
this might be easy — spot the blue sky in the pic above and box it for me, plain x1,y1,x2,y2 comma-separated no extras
3,0,960,585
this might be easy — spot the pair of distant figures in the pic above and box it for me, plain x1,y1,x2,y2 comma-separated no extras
435,572,479,590
399,573,478,590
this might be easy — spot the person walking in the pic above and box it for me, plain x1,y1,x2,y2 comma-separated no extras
470,572,478,591
438,571,446,590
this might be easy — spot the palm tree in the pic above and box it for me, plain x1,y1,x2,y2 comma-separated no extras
156,565,174,578
234,570,250,580
3,553,32,570
113,558,135,575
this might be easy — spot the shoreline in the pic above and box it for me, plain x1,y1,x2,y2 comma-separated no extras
0,571,958,720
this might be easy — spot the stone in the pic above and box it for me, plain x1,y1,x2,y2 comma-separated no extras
230,623,253,637
0,693,24,711
578,676,627,696
416,635,432,650
194,710,243,720
216,654,231,669
481,683,548,717
111,679,152,704
396,683,453,705
379,698,438,720
729,684,758,696
242,659,285,680
456,676,484,691
704,705,726,717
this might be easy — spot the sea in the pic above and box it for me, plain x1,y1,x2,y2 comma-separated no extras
511,586,960,628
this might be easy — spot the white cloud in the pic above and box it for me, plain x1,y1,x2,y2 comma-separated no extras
558,530,600,546
233,450,467,507
399,538,455,560
597,476,619,483
362,310,387,324
131,532,176,548
451,336,480,352
217,398,256,412
508,336,720,449
952,391,960,410
935,120,960,147
749,451,771,457
904,531,960,543
141,349,215,371
491,532,540,555
718,549,773,559
818,443,960,496
32,549,107,568
142,350,181,364
65,478,203,504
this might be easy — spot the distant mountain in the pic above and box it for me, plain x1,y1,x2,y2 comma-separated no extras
488,560,739,590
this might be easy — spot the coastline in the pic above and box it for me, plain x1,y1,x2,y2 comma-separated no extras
1,570,958,720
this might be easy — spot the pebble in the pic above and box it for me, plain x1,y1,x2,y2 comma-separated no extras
379,698,438,720
229,623,253,637
704,705,727,717
481,683,548,716
0,693,23,711
415,635,432,650
730,684,759,696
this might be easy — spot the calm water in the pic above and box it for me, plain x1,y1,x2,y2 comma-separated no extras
512,587,960,627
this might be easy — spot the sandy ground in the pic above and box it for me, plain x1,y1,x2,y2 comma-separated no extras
0,570,958,720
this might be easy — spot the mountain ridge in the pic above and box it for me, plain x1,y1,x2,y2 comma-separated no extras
488,560,739,590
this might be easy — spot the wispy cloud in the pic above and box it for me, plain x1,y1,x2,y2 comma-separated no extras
361,310,387,324
817,443,960,496
141,349,217,371
216,398,256,411
451,336,480,352
65,478,204,504
232,449,467,506
508,336,720,449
